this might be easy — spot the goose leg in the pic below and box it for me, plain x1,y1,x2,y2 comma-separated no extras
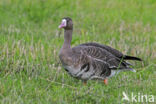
83,80,87,85
104,79,108,85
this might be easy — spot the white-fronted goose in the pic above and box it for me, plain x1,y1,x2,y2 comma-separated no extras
58,17,142,85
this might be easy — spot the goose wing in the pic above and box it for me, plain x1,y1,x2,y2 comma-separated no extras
79,42,142,61
79,42,123,58
71,45,134,80
72,45,132,70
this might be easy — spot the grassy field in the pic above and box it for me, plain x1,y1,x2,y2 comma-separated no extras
0,0,156,103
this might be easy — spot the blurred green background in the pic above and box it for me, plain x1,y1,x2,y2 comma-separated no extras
0,0,156,104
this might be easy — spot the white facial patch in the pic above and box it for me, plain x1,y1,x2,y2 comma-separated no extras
59,19,67,28
62,19,67,27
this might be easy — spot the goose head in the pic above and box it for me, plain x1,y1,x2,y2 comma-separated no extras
59,17,73,30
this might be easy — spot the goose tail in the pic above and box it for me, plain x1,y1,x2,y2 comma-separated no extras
124,55,142,61
128,68,136,72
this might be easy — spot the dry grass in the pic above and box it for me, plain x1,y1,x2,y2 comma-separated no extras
0,0,156,104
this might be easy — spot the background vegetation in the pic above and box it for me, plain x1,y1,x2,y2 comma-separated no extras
0,0,155,103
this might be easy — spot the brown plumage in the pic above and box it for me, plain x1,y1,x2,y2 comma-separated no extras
58,17,142,84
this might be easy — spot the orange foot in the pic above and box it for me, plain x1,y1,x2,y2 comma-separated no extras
104,79,108,85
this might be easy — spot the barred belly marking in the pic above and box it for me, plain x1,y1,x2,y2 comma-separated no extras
63,64,96,80
63,65,79,77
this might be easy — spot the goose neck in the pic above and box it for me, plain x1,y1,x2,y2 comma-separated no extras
63,29,73,49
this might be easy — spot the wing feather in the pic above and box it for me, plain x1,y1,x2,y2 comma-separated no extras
72,45,131,70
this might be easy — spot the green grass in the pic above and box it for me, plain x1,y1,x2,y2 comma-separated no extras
0,0,156,103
